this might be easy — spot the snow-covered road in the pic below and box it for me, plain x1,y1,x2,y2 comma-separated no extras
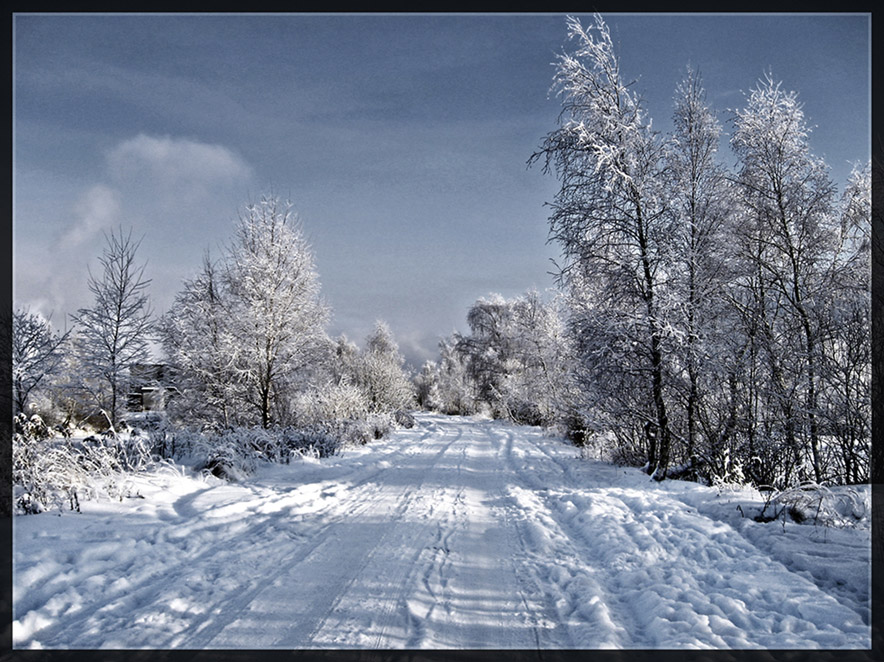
13,414,871,649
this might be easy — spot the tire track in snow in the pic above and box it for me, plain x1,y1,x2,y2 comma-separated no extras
405,421,548,649
15,415,868,649
487,427,569,649
506,428,868,647
496,426,629,648
186,422,465,648
14,481,306,648
305,424,466,648
17,426,450,649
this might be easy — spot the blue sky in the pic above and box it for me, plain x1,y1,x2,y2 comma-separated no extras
13,12,871,367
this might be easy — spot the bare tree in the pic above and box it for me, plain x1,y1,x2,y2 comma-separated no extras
664,67,736,474
71,227,154,431
12,308,71,415
731,74,839,484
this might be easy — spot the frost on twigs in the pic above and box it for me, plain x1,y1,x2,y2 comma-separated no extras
12,415,155,515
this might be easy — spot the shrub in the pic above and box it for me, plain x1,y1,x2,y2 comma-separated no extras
12,427,154,515
393,409,415,429
755,482,869,528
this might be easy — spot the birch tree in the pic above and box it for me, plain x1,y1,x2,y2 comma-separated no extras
731,74,838,484
224,196,329,428
531,13,675,476
71,228,154,431
818,163,871,483
664,67,736,473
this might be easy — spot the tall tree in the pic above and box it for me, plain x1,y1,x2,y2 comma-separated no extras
817,163,871,483
731,74,838,483
665,67,734,469
531,14,674,476
224,195,329,428
71,228,154,430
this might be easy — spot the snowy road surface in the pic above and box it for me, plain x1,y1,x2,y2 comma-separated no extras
13,414,870,649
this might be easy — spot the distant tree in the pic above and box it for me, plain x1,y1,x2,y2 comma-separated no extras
355,321,415,413
435,335,478,415
12,308,71,415
414,360,441,411
330,334,361,386
505,290,576,426
71,228,154,431
458,294,514,409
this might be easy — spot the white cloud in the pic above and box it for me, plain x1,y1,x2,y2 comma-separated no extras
61,183,121,247
16,134,256,325
106,134,252,187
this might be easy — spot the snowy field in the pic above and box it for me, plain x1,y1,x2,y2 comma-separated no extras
12,414,871,649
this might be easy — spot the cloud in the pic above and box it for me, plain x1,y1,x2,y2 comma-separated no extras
60,183,122,247
106,134,252,188
15,134,256,325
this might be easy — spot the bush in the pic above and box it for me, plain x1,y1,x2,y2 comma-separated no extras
506,399,545,426
12,426,155,515
279,425,343,459
393,409,415,429
14,413,50,441
291,382,370,427
755,482,870,528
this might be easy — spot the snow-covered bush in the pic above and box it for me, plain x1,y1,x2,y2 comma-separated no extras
13,426,154,515
393,409,415,429
292,381,370,426
14,413,51,441
279,426,342,459
755,483,869,528
189,428,265,481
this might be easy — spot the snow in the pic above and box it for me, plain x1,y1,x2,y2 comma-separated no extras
12,414,871,649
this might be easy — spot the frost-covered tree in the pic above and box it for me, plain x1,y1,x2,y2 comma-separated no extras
817,163,871,483
12,308,71,415
730,74,840,484
531,14,675,476
160,252,240,427
458,294,515,410
354,321,415,413
330,334,361,386
414,360,441,411
663,67,736,474
434,335,478,415
505,290,576,426
223,196,329,428
70,228,154,431
163,196,329,429
453,292,575,426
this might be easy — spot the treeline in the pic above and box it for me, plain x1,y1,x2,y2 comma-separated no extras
13,196,416,457
417,15,871,490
